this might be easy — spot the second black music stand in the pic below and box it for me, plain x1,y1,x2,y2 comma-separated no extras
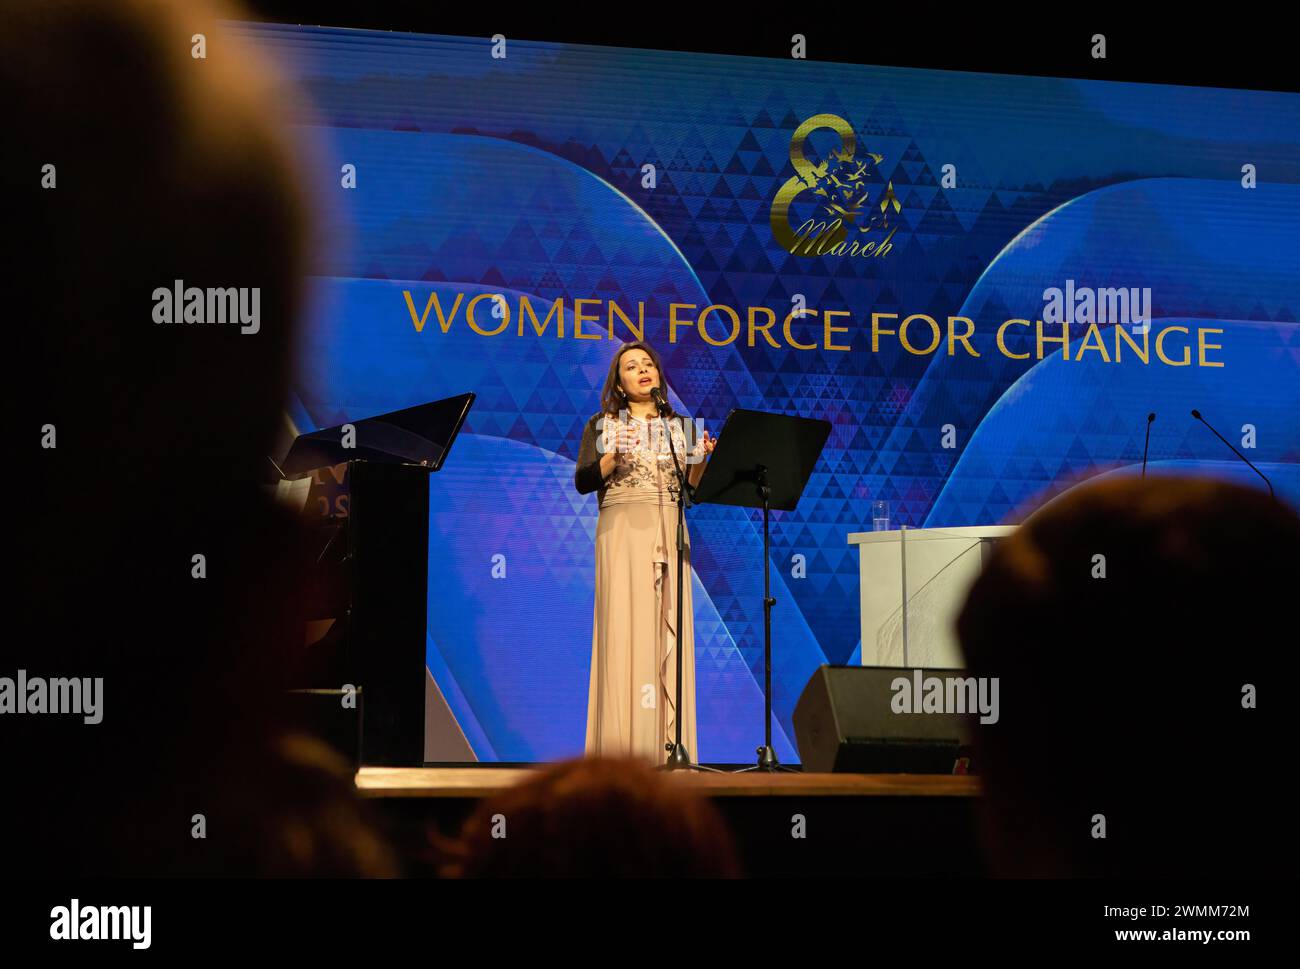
691,408,830,772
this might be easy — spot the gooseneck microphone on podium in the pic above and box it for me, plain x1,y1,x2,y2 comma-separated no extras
1142,412,1156,479
1190,408,1276,498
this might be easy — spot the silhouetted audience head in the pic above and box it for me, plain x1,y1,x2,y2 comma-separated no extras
958,475,1299,877
439,758,742,877
145,733,401,877
10,0,311,683
9,0,308,497
6,0,394,876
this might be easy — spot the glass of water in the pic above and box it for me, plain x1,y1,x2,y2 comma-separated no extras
872,500,890,531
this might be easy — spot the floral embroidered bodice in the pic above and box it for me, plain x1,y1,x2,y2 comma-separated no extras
574,411,706,508
603,414,702,506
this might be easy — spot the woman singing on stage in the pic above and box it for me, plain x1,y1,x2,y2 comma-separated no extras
573,341,716,764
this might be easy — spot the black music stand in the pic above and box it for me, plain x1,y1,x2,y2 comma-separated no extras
691,408,830,772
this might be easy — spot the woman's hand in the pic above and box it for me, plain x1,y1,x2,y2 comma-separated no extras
598,418,641,480
688,428,715,488
614,420,641,459
689,427,717,462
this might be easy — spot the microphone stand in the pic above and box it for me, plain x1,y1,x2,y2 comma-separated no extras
654,395,722,773
1141,412,1155,479
1191,409,1276,498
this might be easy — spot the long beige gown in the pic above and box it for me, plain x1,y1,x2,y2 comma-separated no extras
584,413,700,764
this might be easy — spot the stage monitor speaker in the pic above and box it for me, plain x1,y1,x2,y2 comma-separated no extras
792,665,975,773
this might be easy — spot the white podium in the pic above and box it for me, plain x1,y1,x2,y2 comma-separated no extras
847,526,1016,669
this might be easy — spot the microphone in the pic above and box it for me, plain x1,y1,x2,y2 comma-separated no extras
1190,409,1275,498
649,385,670,415
1141,412,1155,480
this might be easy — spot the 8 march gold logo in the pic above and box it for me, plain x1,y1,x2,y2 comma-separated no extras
770,113,900,258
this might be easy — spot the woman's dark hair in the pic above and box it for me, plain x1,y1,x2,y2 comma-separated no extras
599,341,677,417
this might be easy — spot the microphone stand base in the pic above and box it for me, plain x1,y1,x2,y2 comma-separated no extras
657,743,726,773
731,745,800,773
